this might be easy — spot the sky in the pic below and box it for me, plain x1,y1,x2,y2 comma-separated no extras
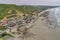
0,0,60,6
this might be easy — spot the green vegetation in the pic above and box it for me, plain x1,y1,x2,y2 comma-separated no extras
0,32,13,37
0,26,6,30
0,32,13,40
0,4,16,20
15,6,38,14
10,10,17,14
0,4,55,20
0,4,37,20
0,37,5,40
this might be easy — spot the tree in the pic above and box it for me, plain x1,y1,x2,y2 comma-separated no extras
10,10,17,14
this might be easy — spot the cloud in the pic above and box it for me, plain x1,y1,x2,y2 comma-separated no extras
0,0,60,6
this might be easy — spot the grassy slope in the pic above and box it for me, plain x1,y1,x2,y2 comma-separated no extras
0,4,39,20
0,4,56,20
0,4,16,20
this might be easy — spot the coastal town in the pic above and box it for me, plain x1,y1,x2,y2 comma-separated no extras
0,9,39,40
0,4,60,40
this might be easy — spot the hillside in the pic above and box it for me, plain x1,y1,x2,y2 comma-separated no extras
0,4,57,20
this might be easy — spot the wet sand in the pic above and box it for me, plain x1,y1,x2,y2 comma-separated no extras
28,17,60,40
